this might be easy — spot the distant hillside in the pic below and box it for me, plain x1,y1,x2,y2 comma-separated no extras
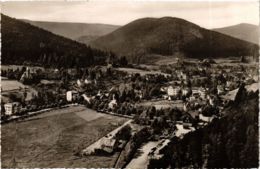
213,23,259,44
149,84,259,168
1,14,110,67
91,17,259,63
76,35,100,45
22,19,120,40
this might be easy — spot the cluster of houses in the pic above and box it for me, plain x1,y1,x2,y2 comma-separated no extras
63,63,251,128
2,61,257,122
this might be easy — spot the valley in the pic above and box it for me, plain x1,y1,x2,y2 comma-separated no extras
1,3,259,168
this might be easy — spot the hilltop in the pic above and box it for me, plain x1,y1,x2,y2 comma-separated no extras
91,17,259,63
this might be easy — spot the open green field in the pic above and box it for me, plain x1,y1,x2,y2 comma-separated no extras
1,105,127,168
1,79,26,91
1,79,38,103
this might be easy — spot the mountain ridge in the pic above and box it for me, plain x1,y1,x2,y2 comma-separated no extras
90,17,259,63
213,23,259,44
21,19,120,40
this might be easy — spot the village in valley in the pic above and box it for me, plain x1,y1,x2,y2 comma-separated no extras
1,55,258,168
1,1,259,168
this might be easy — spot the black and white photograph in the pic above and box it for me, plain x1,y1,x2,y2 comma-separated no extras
0,0,259,168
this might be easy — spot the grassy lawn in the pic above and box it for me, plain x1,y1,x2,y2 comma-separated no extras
1,79,38,103
1,106,127,168
1,80,26,91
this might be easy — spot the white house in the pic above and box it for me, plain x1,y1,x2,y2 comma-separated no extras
217,85,225,95
175,124,195,138
181,73,187,80
226,81,232,90
199,114,215,123
108,95,117,110
20,67,33,82
167,86,174,96
183,102,189,112
77,79,83,87
177,71,187,80
167,86,181,100
253,75,258,82
189,96,196,101
207,95,219,106
198,88,206,99
66,90,78,102
209,97,215,106
4,102,21,116
182,88,190,96
96,90,102,97
100,137,117,153
84,78,92,84
173,87,181,96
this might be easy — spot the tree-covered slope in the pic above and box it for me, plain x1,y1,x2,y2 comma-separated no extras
149,85,259,168
91,17,259,63
1,14,110,68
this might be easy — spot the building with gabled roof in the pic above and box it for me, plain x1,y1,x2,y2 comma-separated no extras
4,102,21,116
99,136,117,153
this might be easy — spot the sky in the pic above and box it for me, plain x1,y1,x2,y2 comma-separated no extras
1,0,259,29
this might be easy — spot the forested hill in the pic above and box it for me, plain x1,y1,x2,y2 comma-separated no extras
149,84,259,168
1,14,111,68
91,17,259,63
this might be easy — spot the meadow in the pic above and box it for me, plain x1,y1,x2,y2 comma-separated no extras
1,105,127,168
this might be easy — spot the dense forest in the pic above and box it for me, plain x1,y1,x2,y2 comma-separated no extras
148,85,259,168
91,17,259,63
1,14,114,68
